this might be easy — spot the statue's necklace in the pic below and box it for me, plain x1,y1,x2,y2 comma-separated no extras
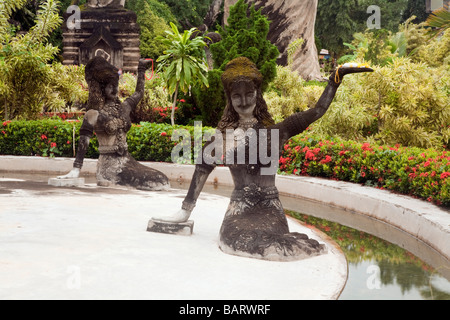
103,101,121,118
238,118,258,130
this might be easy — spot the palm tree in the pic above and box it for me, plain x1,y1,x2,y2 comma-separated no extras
157,23,209,126
426,3,450,38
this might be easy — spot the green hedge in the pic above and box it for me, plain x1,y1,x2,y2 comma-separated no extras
0,119,213,163
1,119,449,207
281,135,450,207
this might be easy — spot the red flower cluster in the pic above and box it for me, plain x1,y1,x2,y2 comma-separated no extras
280,136,450,207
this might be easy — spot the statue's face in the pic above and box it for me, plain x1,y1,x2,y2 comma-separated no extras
104,83,118,101
230,81,257,120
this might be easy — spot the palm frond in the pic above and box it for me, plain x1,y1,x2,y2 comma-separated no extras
426,4,450,37
27,0,63,45
0,0,28,42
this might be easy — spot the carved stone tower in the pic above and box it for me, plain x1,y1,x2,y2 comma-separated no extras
62,0,140,73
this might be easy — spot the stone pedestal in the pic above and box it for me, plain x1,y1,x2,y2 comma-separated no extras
147,219,194,236
62,7,140,73
48,178,85,187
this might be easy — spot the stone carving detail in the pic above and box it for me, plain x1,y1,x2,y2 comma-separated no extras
87,0,126,8
153,56,372,261
62,1,140,73
57,57,170,191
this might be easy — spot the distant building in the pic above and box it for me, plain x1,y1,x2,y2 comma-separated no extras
319,49,331,61
426,0,450,13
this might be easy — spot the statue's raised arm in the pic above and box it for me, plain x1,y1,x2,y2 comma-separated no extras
274,63,374,143
149,57,373,262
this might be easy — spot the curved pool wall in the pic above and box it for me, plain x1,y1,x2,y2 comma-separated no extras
1,156,449,272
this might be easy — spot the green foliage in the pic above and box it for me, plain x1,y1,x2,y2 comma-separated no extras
118,71,198,125
298,17,450,150
402,0,429,23
365,58,449,148
135,2,171,60
337,29,403,66
209,0,279,90
126,0,179,27
158,23,209,95
126,0,180,60
192,69,225,127
0,0,28,43
414,29,450,67
118,71,172,124
192,0,279,126
280,135,450,206
425,3,450,37
315,0,361,55
310,58,450,149
0,118,98,159
337,16,450,68
287,38,304,69
157,23,209,125
266,59,449,150
2,119,449,206
0,0,87,120
316,0,410,55
157,0,214,28
264,65,309,123
0,119,214,163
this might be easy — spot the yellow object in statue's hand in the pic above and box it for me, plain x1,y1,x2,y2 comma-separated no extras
333,62,374,84
341,62,371,69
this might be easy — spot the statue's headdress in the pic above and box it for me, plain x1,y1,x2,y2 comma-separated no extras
84,56,119,111
85,56,119,88
221,57,263,92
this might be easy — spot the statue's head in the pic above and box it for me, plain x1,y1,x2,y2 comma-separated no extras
85,56,120,110
218,57,274,131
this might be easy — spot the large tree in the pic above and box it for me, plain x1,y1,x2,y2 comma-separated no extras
224,0,322,80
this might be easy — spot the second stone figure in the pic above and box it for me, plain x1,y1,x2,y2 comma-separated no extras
58,57,170,191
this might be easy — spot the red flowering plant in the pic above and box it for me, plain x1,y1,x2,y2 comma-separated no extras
1,119,449,206
280,134,450,207
0,119,98,158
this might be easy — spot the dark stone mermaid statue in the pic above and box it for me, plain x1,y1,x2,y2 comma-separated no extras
57,57,169,191
155,57,372,261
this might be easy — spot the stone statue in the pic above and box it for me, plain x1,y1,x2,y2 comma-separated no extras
153,57,372,261
87,0,126,8
57,57,170,191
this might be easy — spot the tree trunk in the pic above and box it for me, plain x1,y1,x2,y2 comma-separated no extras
4,99,8,121
171,82,179,126
223,0,322,81
204,0,224,29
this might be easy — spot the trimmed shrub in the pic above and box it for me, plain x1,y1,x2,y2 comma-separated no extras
1,119,448,207
280,134,450,207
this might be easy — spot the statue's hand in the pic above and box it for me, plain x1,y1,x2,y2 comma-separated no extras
152,209,192,223
139,59,153,71
57,168,80,180
331,63,374,84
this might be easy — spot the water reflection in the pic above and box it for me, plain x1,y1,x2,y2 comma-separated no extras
287,211,450,300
